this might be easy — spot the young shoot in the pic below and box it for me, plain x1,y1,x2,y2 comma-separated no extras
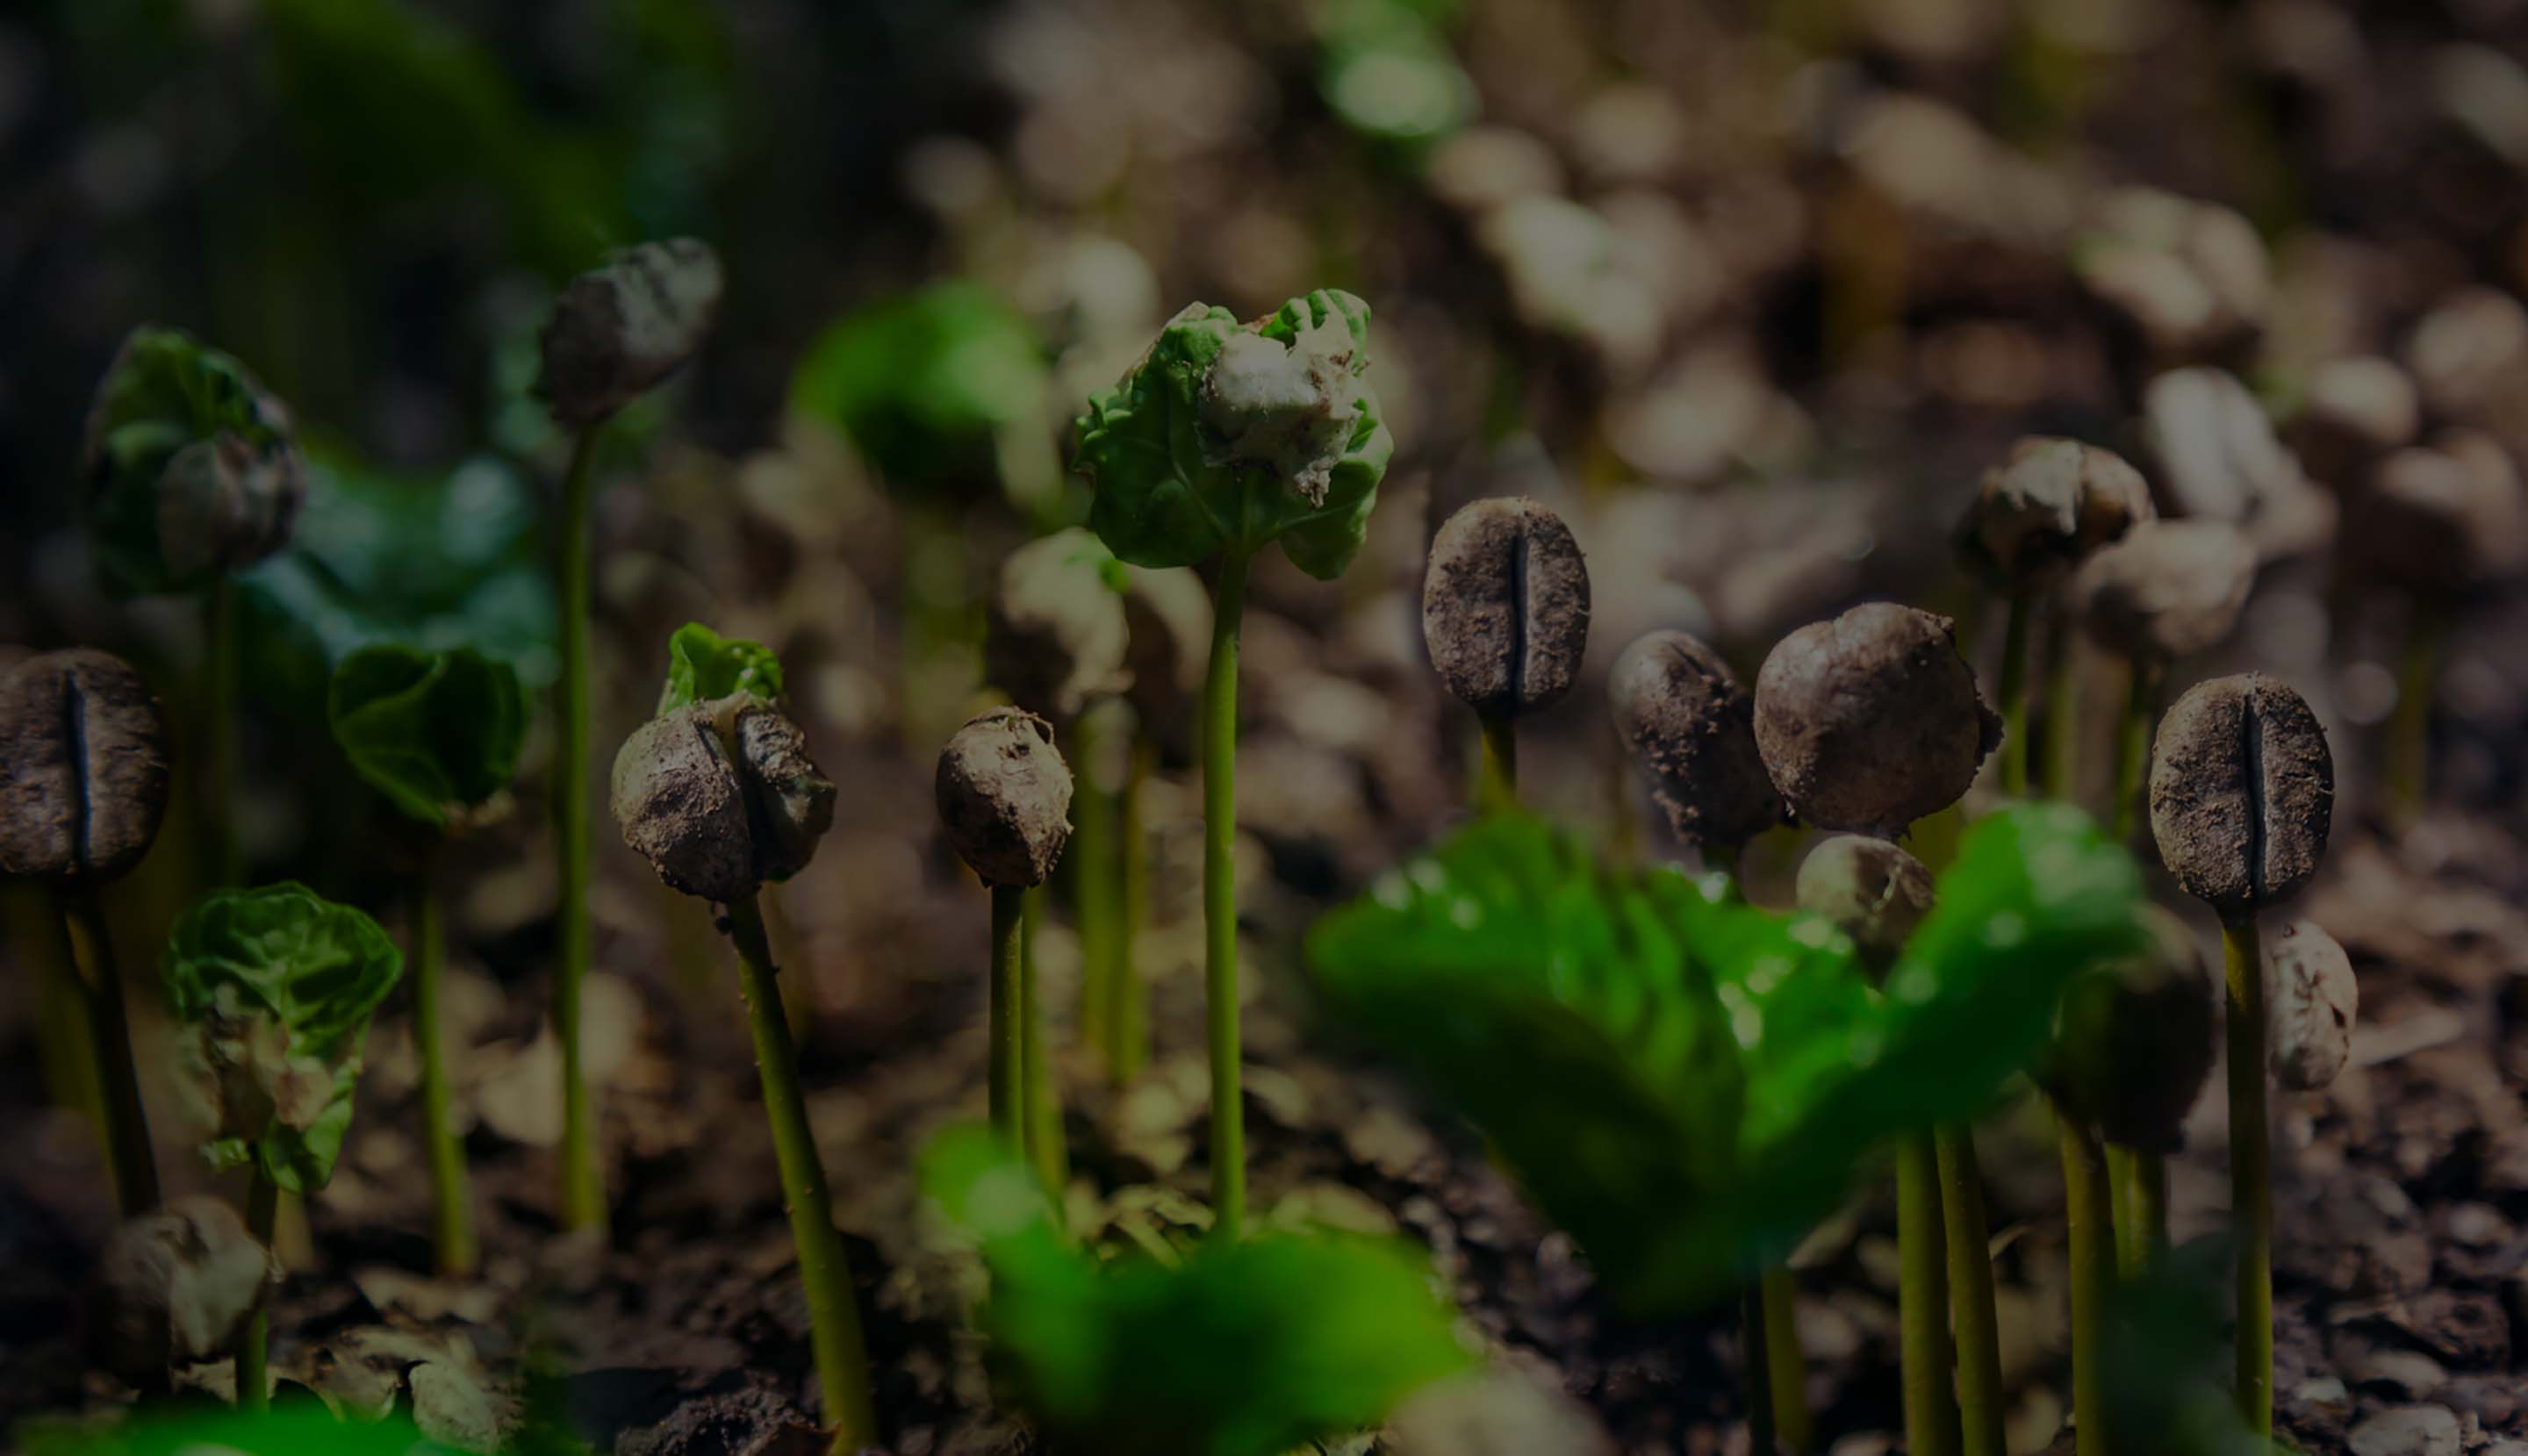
0,649,172,1217
159,883,405,1411
609,625,874,1450
1422,497,1591,807
535,237,723,1233
2148,671,2335,1436
1073,289,1392,1239
327,644,528,1275
83,326,307,886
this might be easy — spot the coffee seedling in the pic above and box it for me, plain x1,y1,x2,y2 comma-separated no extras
1951,437,2152,799
537,237,723,1232
2069,519,2259,838
159,883,403,1411
2264,920,2355,1094
0,649,172,1216
327,645,528,1275
610,627,873,1450
2149,672,2334,1434
1754,602,2003,1456
1074,289,1391,1237
1422,497,1591,807
87,1196,278,1393
83,327,306,886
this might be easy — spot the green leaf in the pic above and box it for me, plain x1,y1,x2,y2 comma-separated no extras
1074,290,1392,579
18,1402,463,1456
788,283,1051,498
1306,806,2149,1309
161,883,403,1192
83,326,303,598
327,644,528,827
922,1126,1471,1456
656,621,786,712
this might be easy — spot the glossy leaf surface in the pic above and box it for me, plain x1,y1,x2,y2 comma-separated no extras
657,621,786,712
328,644,527,827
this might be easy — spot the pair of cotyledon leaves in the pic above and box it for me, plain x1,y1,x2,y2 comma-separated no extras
161,884,404,1194
1305,803,2151,1310
922,1126,1471,1456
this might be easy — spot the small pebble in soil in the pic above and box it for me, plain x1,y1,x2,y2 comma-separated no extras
2346,1404,2460,1456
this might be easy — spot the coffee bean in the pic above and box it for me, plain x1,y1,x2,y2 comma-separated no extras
1794,834,1932,970
1422,497,1591,719
2266,919,2356,1093
1607,629,1780,852
0,649,172,884
937,706,1074,888
1753,603,2000,836
1953,436,2153,595
2148,672,2333,921
537,238,724,427
2072,517,2259,661
613,696,834,901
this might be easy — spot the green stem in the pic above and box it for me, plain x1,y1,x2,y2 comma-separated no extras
553,424,605,1231
29,889,106,1130
1203,550,1252,1240
1105,732,1153,1084
204,576,241,886
64,889,159,1216
726,896,877,1450
988,885,1026,1151
1476,710,1518,810
2223,919,2272,1436
240,1166,277,1412
1021,885,1067,1209
2042,606,2079,803
1936,1122,2004,1456
1895,1130,1960,1456
2054,1098,2113,1456
2107,1141,2169,1280
2111,656,2159,843
1761,1266,1811,1452
2387,613,2440,832
1743,1280,1778,1454
411,871,474,1276
1071,709,1116,1061
1997,594,2033,799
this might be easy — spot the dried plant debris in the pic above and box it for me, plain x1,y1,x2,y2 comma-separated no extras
1754,603,2000,836
1422,497,1591,719
538,238,725,427
2071,518,2259,661
2149,673,2334,921
1952,435,2154,594
2266,919,2357,1093
1606,628,1780,850
0,649,172,883
86,1196,276,1390
985,527,1131,721
937,706,1075,888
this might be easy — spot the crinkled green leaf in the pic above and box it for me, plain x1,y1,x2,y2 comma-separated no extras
328,644,527,827
656,621,785,712
1074,290,1391,579
84,326,302,598
161,883,403,1192
18,1402,463,1456
1306,805,2149,1309
922,1126,1471,1456
788,282,1051,498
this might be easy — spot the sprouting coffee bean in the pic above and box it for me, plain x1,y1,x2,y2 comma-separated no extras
1793,834,1932,971
1422,497,1591,720
537,238,724,427
2148,673,2333,922
1952,436,2153,595
2047,905,2218,1151
1607,629,1781,852
0,649,172,884
937,706,1075,888
1753,603,2000,836
2265,919,2355,1093
613,697,835,902
2071,517,2259,662
736,704,837,886
985,527,1131,722
87,1195,276,1390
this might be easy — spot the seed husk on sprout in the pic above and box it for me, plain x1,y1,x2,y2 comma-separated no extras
1607,629,1781,857
2265,919,2356,1093
1423,497,1591,804
1952,436,2155,597
937,707,1076,891
1753,602,2000,836
612,697,837,904
2072,519,2259,664
1793,835,1932,972
536,239,726,428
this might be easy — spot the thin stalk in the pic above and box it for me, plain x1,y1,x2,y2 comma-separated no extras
2223,919,2272,1436
2111,656,2159,843
1895,1130,1961,1456
31,891,106,1128
727,897,876,1450
1935,1122,2004,1456
1202,549,1252,1240
552,424,605,1230
988,885,1026,1150
2042,606,2079,803
1997,594,2033,799
2387,612,2441,832
2130,1149,2168,1271
1021,886,1067,1208
239,1166,277,1412
1104,732,1154,1084
1476,710,1518,810
63,890,159,1216
204,576,241,886
1743,1280,1778,1455
2054,1098,2113,1456
1760,1266,1811,1453
410,870,474,1276
1071,707,1116,1058
2106,1142,2137,1279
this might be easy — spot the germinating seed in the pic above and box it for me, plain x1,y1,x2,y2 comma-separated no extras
2265,919,2356,1093
538,238,726,427
937,706,1075,888
1793,835,1933,969
2071,518,2259,661
1753,603,2000,836
1607,628,1781,851
1952,436,2154,595
2047,905,2217,1151
86,1195,276,1390
1422,497,1591,719
614,697,835,902
0,649,172,883
2147,673,2333,921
